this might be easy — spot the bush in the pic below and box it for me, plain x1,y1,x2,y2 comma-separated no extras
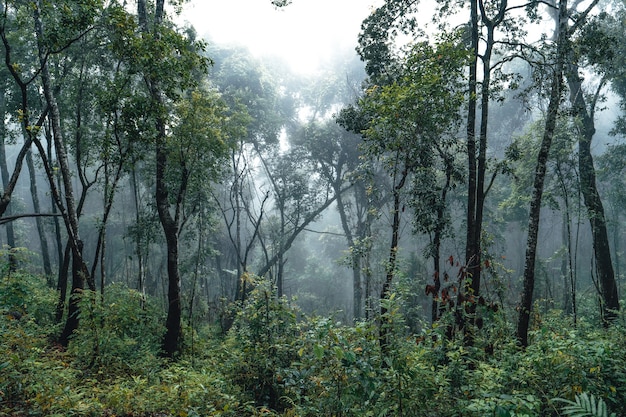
223,278,301,412
67,284,165,374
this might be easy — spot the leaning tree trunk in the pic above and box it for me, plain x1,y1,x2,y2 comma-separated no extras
566,66,619,325
26,149,53,279
34,1,92,346
516,0,567,348
0,89,17,270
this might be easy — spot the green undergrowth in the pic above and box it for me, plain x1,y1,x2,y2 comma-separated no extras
1,271,625,416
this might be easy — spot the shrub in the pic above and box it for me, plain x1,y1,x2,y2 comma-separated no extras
67,283,166,374
223,278,301,412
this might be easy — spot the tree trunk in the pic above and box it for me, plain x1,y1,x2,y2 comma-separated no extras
34,1,91,345
154,78,183,358
556,163,576,320
516,0,566,347
465,0,479,290
335,184,366,321
55,243,70,323
138,0,184,357
26,149,53,278
430,152,453,324
379,162,407,354
0,21,49,221
59,241,88,346
566,66,619,324
131,168,146,297
0,89,17,270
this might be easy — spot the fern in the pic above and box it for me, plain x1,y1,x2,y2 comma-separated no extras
557,393,616,417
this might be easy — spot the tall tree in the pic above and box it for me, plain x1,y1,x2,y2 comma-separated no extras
561,1,619,324
357,39,467,350
136,0,228,356
0,73,17,270
516,0,568,348
32,0,97,345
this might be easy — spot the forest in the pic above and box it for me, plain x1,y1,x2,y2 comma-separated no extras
1,0,625,416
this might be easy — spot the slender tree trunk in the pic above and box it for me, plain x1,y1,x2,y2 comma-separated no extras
277,202,286,296
566,66,619,324
0,89,17,270
516,0,566,347
333,173,371,322
51,129,67,323
465,0,479,288
34,1,91,345
34,5,83,269
131,168,146,297
26,150,53,278
430,153,453,324
336,190,362,320
556,164,576,320
0,22,49,220
379,161,407,353
55,243,70,323
561,210,572,314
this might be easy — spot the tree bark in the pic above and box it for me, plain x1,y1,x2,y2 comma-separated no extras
137,0,183,357
0,88,17,270
463,0,506,343
336,189,363,320
26,150,53,278
379,161,407,354
430,150,454,323
516,0,566,347
566,67,619,323
34,1,92,345
465,0,479,291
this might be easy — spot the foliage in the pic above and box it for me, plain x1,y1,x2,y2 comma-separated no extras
223,278,300,412
67,284,165,372
556,392,616,417
0,252,57,328
1,266,626,416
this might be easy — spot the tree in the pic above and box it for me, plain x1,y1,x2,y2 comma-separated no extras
516,0,568,348
597,144,626,298
0,68,17,270
208,46,287,303
2,0,109,346
357,0,530,342
296,118,371,320
254,143,340,296
357,39,467,349
560,1,620,324
134,0,220,356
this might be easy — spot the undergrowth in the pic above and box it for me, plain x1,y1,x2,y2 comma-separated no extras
1,270,625,416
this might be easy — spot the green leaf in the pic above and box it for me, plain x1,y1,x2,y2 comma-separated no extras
556,393,613,417
495,405,512,417
313,343,324,360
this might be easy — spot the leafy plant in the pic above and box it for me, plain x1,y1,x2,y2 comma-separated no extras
68,284,165,373
224,277,300,412
557,392,616,417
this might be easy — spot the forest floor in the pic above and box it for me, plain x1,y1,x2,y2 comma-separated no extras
2,272,625,417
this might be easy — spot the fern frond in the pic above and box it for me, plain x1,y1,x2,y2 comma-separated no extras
556,392,616,417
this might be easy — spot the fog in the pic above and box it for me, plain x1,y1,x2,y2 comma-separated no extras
179,0,381,75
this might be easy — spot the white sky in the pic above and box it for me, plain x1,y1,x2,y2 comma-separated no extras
178,0,382,74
